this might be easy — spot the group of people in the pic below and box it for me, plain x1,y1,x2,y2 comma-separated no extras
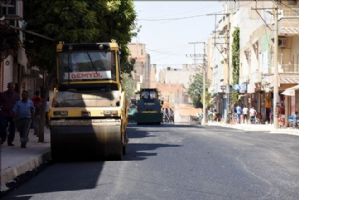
162,107,174,123
0,83,43,148
234,104,258,124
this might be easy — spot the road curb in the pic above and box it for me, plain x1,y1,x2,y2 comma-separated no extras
206,123,299,136
1,149,52,193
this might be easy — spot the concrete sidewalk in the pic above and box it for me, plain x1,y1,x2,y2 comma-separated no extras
0,128,51,193
207,121,299,135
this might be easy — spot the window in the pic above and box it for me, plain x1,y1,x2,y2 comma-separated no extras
0,0,16,16
59,51,117,81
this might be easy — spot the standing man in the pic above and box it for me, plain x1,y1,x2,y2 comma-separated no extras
265,94,272,124
235,104,242,124
249,106,257,124
0,82,20,146
13,90,34,148
242,106,249,124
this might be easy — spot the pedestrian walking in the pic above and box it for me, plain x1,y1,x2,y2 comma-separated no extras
234,104,242,124
242,106,248,124
249,107,257,124
13,90,34,148
0,82,20,146
31,90,42,136
168,108,174,123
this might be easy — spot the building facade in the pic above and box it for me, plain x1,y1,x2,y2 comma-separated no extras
208,1,269,121
0,0,40,94
206,0,299,126
127,43,152,91
157,64,199,106
158,64,198,89
238,0,299,126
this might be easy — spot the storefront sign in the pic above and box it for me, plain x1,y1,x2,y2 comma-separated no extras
232,84,240,91
239,83,247,93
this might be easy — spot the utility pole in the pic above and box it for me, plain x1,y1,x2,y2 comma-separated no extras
251,1,280,128
272,2,279,129
188,42,205,67
208,12,231,123
188,42,207,125
225,14,231,124
202,43,207,125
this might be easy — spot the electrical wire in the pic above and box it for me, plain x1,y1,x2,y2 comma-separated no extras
253,0,273,31
137,10,224,22
255,10,273,31
146,48,181,56
278,0,299,15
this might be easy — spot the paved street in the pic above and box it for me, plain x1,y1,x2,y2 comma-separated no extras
2,124,298,200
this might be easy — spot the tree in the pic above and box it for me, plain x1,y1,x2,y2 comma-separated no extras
230,27,240,104
24,0,137,73
122,73,136,101
188,73,203,108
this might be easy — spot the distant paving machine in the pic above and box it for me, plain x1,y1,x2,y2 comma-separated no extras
135,88,163,125
49,41,128,160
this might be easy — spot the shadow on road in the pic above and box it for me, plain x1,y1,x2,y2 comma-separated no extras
125,126,182,161
1,124,185,199
1,162,105,200
124,143,181,161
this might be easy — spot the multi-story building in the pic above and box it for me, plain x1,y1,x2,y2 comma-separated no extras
158,64,198,89
238,0,299,125
0,0,25,92
207,0,299,126
127,43,151,90
156,83,188,106
157,64,199,106
1,0,52,97
208,1,269,121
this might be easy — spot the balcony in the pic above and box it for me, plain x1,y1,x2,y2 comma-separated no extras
280,63,299,74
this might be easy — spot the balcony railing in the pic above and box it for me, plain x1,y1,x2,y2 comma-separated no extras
281,64,299,73
282,8,299,17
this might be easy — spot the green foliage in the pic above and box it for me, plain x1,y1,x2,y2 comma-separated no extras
232,27,240,85
205,91,213,109
188,73,203,108
24,0,136,73
231,27,240,104
122,73,136,101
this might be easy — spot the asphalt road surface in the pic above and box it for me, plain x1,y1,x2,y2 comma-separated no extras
2,124,298,200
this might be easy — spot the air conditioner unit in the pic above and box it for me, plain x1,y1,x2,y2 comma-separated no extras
278,38,287,48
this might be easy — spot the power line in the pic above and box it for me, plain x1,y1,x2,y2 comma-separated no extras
146,48,180,56
278,0,299,15
151,63,194,66
137,14,206,21
137,11,224,22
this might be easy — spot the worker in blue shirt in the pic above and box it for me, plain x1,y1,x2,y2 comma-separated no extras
12,90,34,148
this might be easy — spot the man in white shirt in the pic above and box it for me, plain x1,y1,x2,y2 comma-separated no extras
242,107,248,124
249,107,257,124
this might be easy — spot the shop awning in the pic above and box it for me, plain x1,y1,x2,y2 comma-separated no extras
280,75,299,84
282,84,299,96
279,19,299,36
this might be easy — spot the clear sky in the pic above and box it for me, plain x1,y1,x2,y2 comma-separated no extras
133,1,223,68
